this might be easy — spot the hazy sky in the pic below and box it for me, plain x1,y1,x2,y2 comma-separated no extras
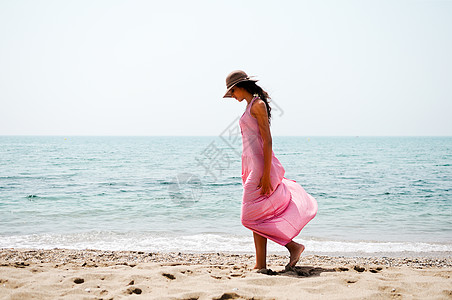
1,0,451,136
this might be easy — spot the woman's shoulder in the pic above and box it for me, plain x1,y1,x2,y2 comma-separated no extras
250,98,268,118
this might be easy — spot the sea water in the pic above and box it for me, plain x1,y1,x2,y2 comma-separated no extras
0,136,451,256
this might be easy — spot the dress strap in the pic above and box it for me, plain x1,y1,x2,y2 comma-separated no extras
247,95,260,112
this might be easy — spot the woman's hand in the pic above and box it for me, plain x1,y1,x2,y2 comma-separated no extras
258,175,274,195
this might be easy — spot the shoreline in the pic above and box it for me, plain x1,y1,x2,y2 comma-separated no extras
1,248,452,268
1,248,451,299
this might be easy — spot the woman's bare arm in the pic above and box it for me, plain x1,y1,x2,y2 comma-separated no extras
251,99,273,195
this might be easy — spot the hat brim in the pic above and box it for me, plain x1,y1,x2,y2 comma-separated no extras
223,78,258,98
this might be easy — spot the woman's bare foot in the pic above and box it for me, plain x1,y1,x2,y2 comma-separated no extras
253,264,267,270
285,241,305,268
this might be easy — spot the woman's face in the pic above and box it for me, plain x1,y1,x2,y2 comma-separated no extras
231,86,246,102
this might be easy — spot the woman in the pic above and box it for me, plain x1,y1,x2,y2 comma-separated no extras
223,70,318,271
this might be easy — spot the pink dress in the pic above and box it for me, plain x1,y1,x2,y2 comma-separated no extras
239,96,318,246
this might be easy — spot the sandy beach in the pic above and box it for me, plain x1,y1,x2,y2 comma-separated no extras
0,249,451,299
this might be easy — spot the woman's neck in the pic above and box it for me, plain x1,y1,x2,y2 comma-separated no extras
244,92,255,105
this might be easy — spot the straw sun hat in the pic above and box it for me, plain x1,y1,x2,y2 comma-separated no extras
223,70,258,98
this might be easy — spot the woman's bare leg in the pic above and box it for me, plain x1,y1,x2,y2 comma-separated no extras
285,240,305,268
253,232,267,269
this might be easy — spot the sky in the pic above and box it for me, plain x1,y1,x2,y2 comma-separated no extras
0,0,451,136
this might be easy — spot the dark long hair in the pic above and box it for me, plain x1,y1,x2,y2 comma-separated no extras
235,81,272,124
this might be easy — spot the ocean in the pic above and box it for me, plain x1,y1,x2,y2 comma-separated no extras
0,136,451,256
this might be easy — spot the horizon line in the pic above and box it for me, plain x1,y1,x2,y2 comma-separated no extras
1,135,451,138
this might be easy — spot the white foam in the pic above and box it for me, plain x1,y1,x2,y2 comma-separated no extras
1,232,451,255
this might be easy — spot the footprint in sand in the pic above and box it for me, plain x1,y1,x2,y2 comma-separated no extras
73,278,84,284
162,273,176,280
369,267,383,273
125,287,142,295
354,266,366,272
